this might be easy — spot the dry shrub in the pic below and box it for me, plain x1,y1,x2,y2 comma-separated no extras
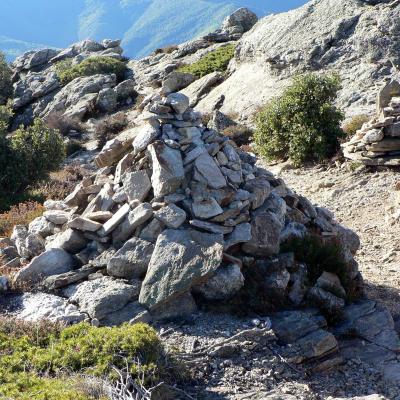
0,201,44,237
45,112,84,136
201,112,212,126
95,111,128,149
33,163,88,201
342,114,370,138
153,45,178,55
223,124,253,146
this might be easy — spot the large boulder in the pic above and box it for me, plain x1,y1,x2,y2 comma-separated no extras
41,74,116,121
139,229,224,311
13,249,76,286
69,277,140,321
107,237,154,279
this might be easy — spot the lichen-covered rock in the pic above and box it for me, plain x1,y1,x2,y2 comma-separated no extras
139,229,224,310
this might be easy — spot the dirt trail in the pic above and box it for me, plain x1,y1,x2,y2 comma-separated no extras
271,162,400,318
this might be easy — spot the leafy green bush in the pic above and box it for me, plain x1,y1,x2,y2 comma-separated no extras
178,44,235,78
0,320,164,399
254,73,345,166
0,51,13,105
342,114,370,137
10,119,65,192
0,107,65,207
55,56,127,85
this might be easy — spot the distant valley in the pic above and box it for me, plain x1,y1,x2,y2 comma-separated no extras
0,0,307,60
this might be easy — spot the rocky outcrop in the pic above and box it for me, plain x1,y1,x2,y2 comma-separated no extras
10,38,135,128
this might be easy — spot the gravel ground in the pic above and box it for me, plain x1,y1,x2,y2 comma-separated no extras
272,161,400,319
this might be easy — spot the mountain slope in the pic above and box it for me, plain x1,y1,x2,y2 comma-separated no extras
196,0,400,120
0,0,308,60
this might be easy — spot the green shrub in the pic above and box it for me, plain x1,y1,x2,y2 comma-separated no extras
342,114,370,137
55,56,127,85
254,73,345,166
65,140,85,156
0,321,165,399
0,51,13,105
177,44,235,78
281,234,349,292
10,119,65,193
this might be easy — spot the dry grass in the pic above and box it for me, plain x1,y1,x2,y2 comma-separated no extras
222,124,253,146
33,163,88,201
0,201,44,237
153,45,178,55
46,112,85,136
95,111,129,149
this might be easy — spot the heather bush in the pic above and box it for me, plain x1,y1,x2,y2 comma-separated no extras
254,73,345,166
0,320,165,400
178,44,235,78
0,201,44,237
55,56,127,85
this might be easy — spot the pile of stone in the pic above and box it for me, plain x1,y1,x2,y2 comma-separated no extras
10,38,136,129
1,91,362,326
343,80,400,166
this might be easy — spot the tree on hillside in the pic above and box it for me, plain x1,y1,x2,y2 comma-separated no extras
0,51,13,105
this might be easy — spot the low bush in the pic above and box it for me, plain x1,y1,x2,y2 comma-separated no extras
254,73,345,166
66,140,85,156
342,114,370,137
95,111,128,149
281,234,349,292
153,45,178,55
55,57,127,85
10,119,65,193
0,320,166,399
0,201,44,237
45,112,85,136
0,107,65,210
223,124,253,146
0,51,13,104
32,164,89,202
177,44,235,78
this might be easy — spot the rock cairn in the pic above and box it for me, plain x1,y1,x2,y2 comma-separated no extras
1,92,362,326
343,80,400,166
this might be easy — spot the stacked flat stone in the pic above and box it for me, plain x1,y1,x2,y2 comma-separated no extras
1,92,362,326
343,80,400,166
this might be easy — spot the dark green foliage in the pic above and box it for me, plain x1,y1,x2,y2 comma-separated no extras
178,44,235,78
0,320,164,399
0,107,65,207
0,51,13,105
10,119,65,193
254,73,345,166
55,56,127,85
65,140,85,156
281,234,349,291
